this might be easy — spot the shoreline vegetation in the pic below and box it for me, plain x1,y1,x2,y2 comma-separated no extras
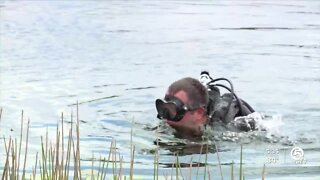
0,105,266,180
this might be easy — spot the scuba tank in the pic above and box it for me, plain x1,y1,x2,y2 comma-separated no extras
199,71,256,131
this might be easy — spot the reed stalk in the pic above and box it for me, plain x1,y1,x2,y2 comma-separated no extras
60,112,64,179
207,169,211,180
113,140,117,179
189,157,193,180
91,152,94,180
21,119,30,180
99,156,106,180
204,144,208,180
76,101,82,180
102,140,114,180
231,161,234,180
170,156,174,180
97,155,102,179
214,141,224,180
119,156,123,180
72,133,78,179
130,119,134,180
64,112,74,180
175,153,179,180
17,110,24,180
54,124,60,180
2,137,12,180
154,149,157,180
32,152,38,180
45,127,49,179
40,136,48,179
196,142,204,180
154,124,160,180
130,145,135,180
239,145,243,180
262,164,266,180
48,142,54,179
10,139,15,180
63,129,71,179
178,155,184,179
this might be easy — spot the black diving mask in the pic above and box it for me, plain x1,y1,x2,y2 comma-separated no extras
155,95,196,122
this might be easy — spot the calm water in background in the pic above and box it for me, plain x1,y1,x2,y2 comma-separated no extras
0,0,319,179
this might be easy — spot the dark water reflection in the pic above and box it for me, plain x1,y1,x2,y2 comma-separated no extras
1,0,320,179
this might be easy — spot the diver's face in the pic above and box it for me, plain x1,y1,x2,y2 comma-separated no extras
164,90,206,135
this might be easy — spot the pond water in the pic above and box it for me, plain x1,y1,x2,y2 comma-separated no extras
0,0,319,179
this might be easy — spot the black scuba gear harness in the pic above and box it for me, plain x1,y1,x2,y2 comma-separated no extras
200,71,255,125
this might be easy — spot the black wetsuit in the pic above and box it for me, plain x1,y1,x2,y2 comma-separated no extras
206,86,256,131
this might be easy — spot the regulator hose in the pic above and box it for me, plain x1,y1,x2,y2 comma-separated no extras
211,83,244,115
207,77,245,116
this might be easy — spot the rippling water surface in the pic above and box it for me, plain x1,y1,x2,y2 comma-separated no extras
0,0,319,179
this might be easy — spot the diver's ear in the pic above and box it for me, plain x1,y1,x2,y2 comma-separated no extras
195,107,207,124
195,107,206,117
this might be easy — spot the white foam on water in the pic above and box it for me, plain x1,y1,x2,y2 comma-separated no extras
250,112,284,136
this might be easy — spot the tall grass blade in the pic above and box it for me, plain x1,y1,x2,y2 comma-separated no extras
156,124,160,180
49,142,55,179
64,113,74,180
12,139,17,180
92,152,94,180
207,168,212,180
76,101,82,180
176,153,179,180
61,112,64,179
204,144,209,180
54,125,60,180
212,139,223,180
97,155,102,179
2,137,12,180
178,154,184,180
153,148,157,180
130,146,135,180
39,160,43,180
262,164,266,180
189,157,193,180
231,161,234,180
102,140,114,180
112,140,117,179
119,156,123,180
33,152,38,180
196,143,204,180
239,145,243,180
99,157,106,180
46,127,49,179
11,139,16,180
40,137,44,179
17,110,24,180
130,119,134,180
72,134,78,180
22,119,30,180
156,149,159,180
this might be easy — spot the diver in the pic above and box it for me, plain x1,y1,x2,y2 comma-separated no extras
155,71,256,138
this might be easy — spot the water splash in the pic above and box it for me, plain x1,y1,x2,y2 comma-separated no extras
204,112,296,146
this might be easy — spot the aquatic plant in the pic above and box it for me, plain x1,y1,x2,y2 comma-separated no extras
0,105,266,179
